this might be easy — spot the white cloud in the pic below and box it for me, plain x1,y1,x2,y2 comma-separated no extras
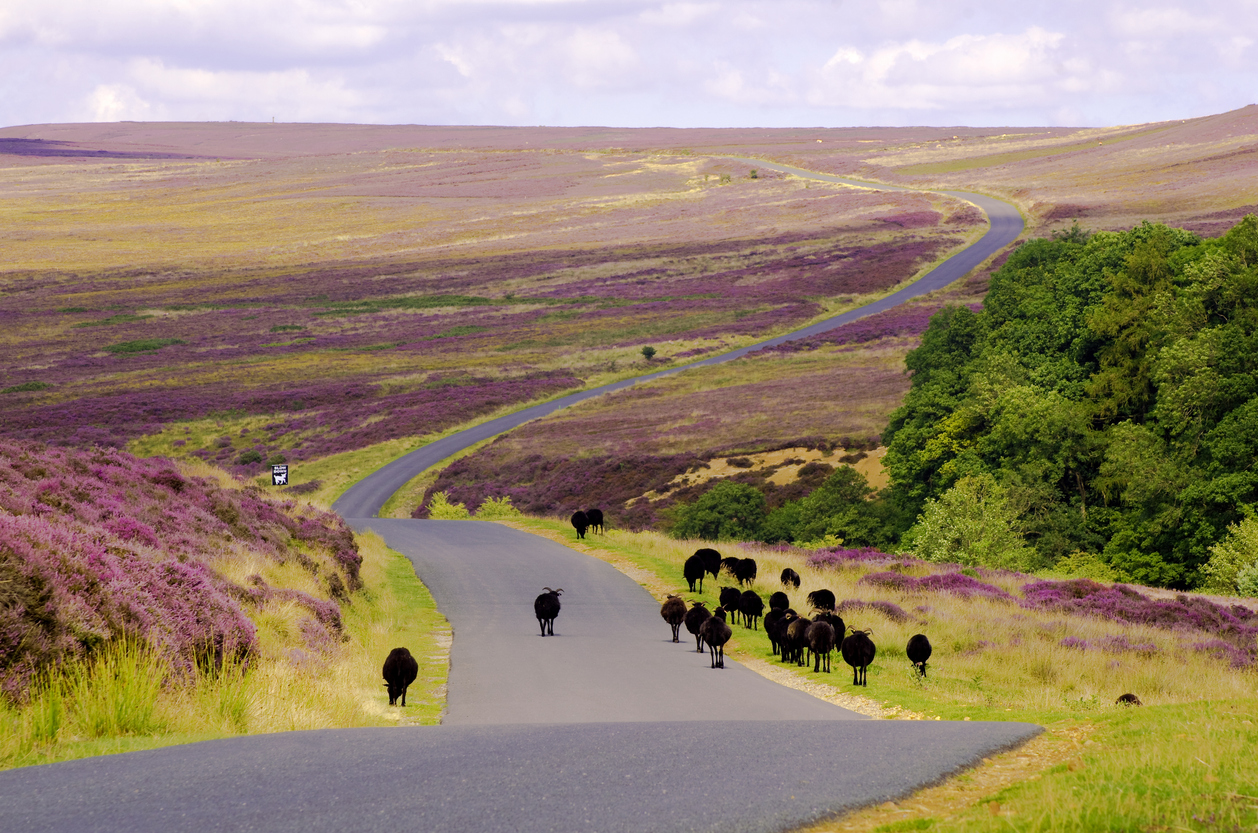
86,83,153,121
2,0,1258,128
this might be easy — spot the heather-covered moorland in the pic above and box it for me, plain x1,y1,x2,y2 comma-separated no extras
1,126,977,480
0,440,448,768
502,516,1258,832
444,215,1258,599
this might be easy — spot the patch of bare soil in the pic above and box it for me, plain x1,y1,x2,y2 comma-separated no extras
638,445,889,504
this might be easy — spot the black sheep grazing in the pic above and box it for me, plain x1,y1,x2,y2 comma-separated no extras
695,547,722,579
768,591,789,611
734,558,758,586
739,590,765,630
841,628,876,686
699,607,732,669
585,508,604,534
534,587,563,636
684,601,711,653
785,615,812,666
661,594,687,643
382,647,419,706
806,588,836,612
780,568,801,588
806,620,836,673
570,511,589,539
683,554,707,593
764,607,790,656
906,634,932,677
718,586,743,621
1116,693,1143,706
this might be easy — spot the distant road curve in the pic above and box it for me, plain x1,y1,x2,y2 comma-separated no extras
334,170,1022,518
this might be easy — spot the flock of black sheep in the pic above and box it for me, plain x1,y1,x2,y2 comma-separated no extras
535,532,932,685
668,548,930,682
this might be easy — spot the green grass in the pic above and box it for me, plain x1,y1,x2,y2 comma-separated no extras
104,338,186,354
1,381,51,394
499,517,1258,833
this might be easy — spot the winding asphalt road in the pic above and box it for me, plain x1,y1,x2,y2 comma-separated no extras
0,170,1035,833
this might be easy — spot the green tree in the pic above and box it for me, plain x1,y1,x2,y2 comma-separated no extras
671,481,766,542
905,474,1039,572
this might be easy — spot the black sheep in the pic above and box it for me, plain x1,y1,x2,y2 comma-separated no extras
718,586,743,621
907,634,932,677
1116,693,1143,706
768,591,789,611
699,607,732,669
780,568,801,588
570,511,589,539
382,647,419,706
815,610,845,641
661,594,686,643
534,587,563,636
739,590,765,630
806,620,836,673
586,508,605,534
806,588,836,612
764,607,790,656
683,554,707,593
696,548,722,579
841,628,876,686
721,557,757,586
785,615,812,666
684,601,711,653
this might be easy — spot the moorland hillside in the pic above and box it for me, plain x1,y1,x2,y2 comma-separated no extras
3,111,1258,593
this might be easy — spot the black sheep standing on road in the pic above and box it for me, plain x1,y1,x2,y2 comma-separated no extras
382,647,419,706
684,601,711,653
534,587,563,636
907,634,932,677
570,511,589,539
699,607,732,669
661,594,687,643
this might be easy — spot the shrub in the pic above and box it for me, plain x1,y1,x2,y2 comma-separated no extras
670,481,766,542
1200,516,1258,595
426,491,471,520
641,345,656,361
475,496,521,519
906,474,1038,572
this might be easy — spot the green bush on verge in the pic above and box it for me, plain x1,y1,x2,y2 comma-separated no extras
427,491,471,519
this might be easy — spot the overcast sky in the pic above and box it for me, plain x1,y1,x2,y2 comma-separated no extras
1,0,1254,129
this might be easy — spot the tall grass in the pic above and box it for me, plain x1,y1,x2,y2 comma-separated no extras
0,531,449,770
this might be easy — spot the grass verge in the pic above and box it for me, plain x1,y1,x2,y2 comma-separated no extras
0,531,449,770
497,516,1258,833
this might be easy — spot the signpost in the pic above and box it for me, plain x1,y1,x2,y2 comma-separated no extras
271,464,289,486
